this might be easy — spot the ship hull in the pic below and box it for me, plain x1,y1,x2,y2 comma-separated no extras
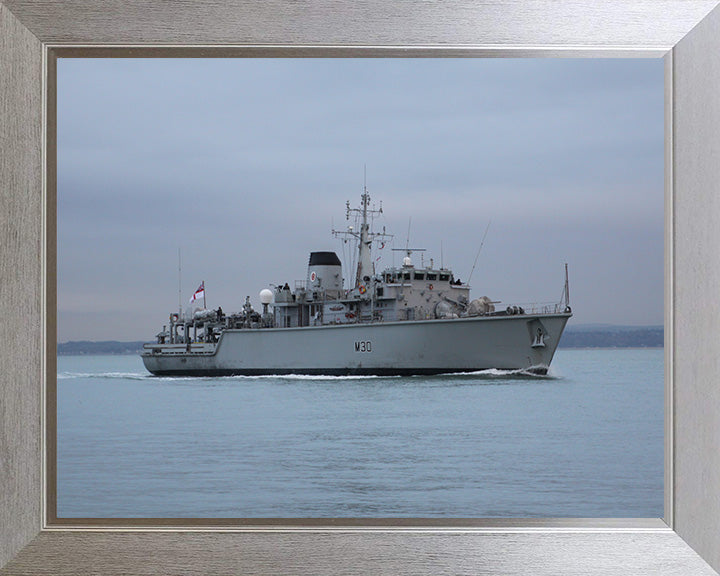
142,312,571,377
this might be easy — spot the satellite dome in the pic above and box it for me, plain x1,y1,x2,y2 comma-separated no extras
259,288,273,305
403,256,412,267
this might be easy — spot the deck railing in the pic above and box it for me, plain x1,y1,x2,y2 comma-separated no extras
505,301,570,315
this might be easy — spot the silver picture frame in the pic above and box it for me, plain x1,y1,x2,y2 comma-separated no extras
2,1,720,574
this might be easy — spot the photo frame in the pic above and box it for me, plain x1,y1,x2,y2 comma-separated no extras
2,1,720,574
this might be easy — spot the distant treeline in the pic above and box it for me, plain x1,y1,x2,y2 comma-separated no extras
58,326,664,355
57,340,146,355
558,327,663,349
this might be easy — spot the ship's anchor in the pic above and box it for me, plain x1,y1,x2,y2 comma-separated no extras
532,328,546,348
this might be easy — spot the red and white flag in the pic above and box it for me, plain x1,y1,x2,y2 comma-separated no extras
189,282,205,303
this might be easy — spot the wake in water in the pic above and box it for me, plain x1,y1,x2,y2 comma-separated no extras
57,371,396,383
57,367,557,383
439,367,557,380
57,371,163,381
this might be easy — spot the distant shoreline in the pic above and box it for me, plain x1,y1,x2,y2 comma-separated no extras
57,325,663,355
558,326,662,349
563,345,663,350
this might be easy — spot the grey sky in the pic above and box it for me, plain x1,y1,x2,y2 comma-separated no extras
58,58,664,342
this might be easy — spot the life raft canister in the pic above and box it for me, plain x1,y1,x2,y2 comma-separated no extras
358,285,367,294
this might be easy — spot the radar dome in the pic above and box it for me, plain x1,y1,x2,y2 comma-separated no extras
259,289,273,305
403,256,412,267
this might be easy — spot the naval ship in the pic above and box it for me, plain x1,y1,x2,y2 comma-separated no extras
142,191,572,376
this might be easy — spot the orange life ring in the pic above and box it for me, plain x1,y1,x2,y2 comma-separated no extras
428,284,434,290
170,313,179,322
359,285,367,294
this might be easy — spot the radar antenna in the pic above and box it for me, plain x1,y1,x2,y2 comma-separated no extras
391,217,425,266
332,175,393,287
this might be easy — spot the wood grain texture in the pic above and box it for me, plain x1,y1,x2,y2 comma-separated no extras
0,3,43,569
1,0,718,47
1,530,718,576
672,5,720,572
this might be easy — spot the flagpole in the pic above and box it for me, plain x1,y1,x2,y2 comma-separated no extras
203,280,206,309
178,248,182,317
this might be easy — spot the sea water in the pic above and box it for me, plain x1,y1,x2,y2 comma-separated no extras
57,348,663,518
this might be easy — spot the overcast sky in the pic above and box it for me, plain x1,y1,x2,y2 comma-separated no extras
58,58,664,342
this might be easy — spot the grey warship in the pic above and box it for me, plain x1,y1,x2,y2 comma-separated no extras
142,190,572,376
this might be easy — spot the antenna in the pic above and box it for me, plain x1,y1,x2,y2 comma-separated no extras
178,248,182,316
332,174,392,286
392,217,425,265
467,220,491,285
564,263,570,307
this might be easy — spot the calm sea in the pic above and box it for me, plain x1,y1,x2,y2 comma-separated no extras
57,348,663,518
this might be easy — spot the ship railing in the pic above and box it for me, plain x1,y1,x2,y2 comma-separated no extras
142,342,216,355
508,301,570,315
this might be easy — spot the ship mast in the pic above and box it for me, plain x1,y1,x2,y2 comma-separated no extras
355,190,373,285
333,185,392,288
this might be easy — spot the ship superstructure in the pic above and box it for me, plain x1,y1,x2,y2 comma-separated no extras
142,189,571,376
